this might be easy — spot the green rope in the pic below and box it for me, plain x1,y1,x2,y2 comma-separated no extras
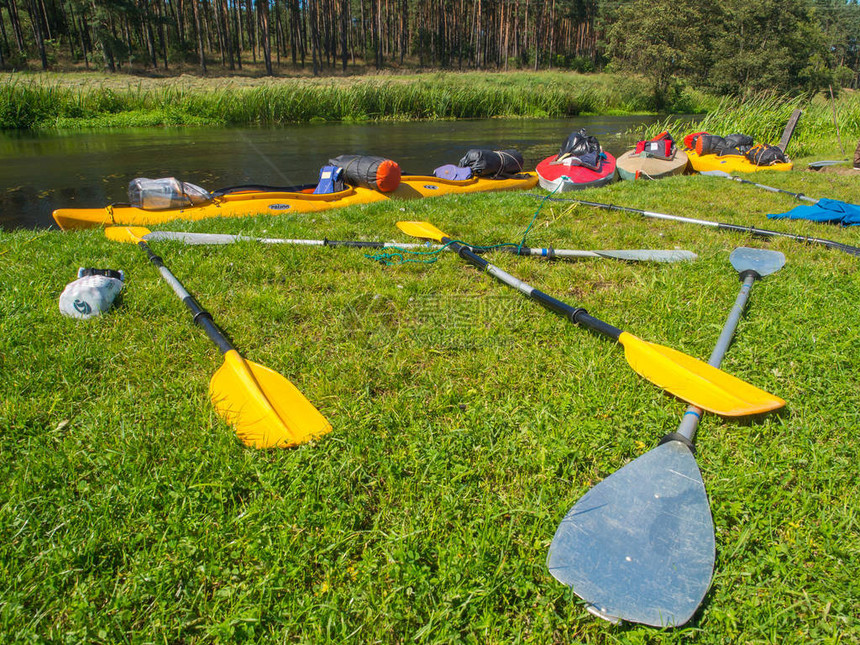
364,242,456,266
366,181,566,266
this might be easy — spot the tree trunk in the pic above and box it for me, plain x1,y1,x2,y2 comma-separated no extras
258,0,272,74
340,0,348,71
7,0,26,53
157,0,168,69
27,0,48,69
0,5,10,63
192,0,207,72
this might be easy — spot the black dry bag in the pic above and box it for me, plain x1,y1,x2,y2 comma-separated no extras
458,149,524,177
557,129,601,159
329,155,402,192
745,144,788,166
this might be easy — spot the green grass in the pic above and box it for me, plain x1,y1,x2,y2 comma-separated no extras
0,71,707,130
1,170,859,642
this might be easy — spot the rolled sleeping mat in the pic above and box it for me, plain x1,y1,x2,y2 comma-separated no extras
329,155,402,192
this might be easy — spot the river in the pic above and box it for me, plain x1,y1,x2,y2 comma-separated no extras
0,115,676,230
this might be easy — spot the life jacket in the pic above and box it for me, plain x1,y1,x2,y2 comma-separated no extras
458,149,524,178
329,155,401,192
745,144,788,166
635,131,675,160
312,165,344,194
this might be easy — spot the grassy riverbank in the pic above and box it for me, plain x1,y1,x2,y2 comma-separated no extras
3,71,859,162
1,172,859,642
1,71,710,130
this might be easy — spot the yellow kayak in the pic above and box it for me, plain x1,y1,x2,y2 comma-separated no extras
391,172,538,198
52,185,386,230
53,173,540,230
686,149,793,174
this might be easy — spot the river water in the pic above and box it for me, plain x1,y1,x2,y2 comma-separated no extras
0,115,672,230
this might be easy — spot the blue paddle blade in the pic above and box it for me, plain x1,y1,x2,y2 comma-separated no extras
547,441,715,627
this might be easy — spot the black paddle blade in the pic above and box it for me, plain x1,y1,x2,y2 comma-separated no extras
547,441,715,627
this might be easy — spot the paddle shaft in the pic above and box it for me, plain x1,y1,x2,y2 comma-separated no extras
674,271,759,443
530,195,860,258
136,240,235,355
143,230,675,261
439,236,622,340
718,174,819,204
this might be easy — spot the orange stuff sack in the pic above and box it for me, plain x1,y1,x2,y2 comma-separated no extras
329,155,402,192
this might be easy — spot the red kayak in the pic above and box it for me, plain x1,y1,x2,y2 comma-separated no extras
536,152,617,192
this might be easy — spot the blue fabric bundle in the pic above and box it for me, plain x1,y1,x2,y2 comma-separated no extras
768,198,860,226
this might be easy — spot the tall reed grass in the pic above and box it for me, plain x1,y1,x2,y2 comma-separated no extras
0,72,689,130
642,91,860,157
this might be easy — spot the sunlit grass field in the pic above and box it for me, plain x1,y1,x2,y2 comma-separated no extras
1,166,858,642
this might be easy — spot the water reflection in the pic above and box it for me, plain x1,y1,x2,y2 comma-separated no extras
0,116,677,230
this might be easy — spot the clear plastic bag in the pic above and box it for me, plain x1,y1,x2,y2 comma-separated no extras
128,178,211,210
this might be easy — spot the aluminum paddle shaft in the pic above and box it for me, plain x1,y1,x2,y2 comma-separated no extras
446,236,622,339
396,221,785,417
528,195,860,257
142,229,696,263
701,170,819,203
673,247,785,445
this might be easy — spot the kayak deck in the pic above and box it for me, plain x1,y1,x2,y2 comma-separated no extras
53,173,540,230
536,153,617,192
393,172,538,198
686,149,793,174
616,149,688,180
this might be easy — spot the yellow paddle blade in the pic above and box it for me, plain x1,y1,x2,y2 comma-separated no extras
104,226,152,244
618,332,785,416
210,350,332,449
396,220,449,242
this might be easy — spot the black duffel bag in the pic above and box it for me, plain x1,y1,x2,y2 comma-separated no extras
458,149,525,177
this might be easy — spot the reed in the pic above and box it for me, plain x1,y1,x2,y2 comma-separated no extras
640,91,860,157
0,72,696,130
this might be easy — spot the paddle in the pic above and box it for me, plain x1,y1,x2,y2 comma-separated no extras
104,226,331,449
701,169,820,203
139,227,697,263
546,247,786,627
396,221,784,417
702,170,860,226
807,159,848,170
525,194,860,257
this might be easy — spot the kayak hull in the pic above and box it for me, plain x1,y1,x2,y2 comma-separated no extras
52,173,540,230
686,149,793,174
616,149,688,180
536,153,617,192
